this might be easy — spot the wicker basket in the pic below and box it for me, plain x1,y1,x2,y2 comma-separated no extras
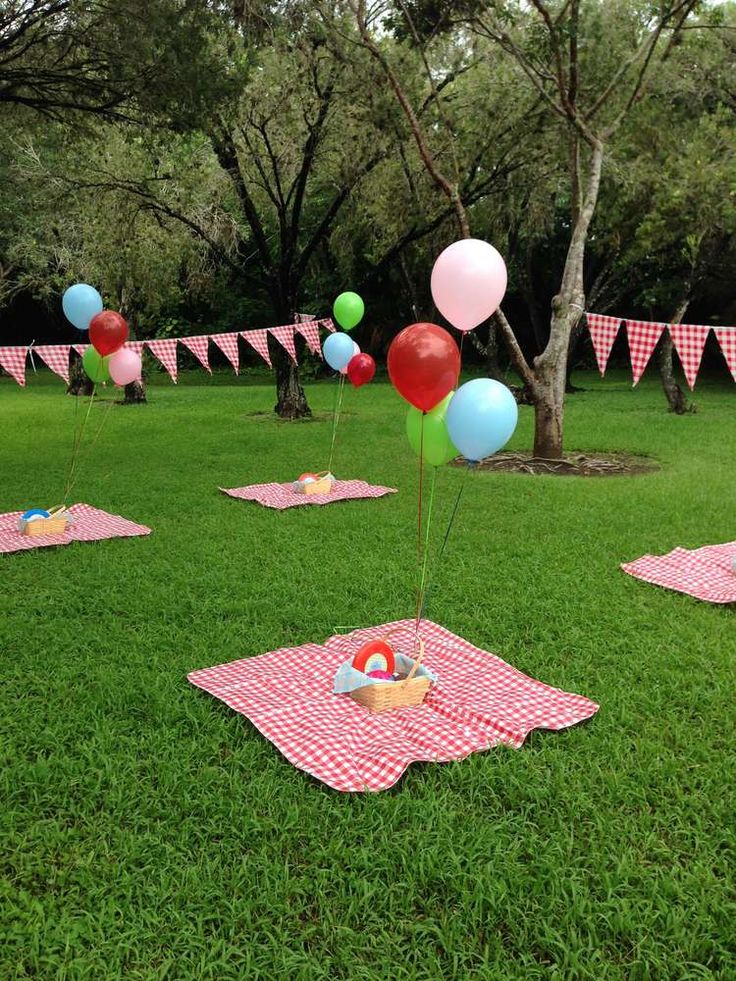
348,638,431,713
21,514,69,537
292,471,334,496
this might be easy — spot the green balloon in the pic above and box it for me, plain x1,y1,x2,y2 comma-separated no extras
82,347,110,384
406,392,459,467
333,291,364,331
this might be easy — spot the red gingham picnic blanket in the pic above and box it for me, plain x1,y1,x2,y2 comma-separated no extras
188,619,599,792
622,541,736,604
0,503,151,555
219,480,397,510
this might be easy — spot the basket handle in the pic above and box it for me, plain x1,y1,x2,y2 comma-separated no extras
402,638,425,685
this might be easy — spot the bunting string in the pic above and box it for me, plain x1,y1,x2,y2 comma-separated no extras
0,318,335,387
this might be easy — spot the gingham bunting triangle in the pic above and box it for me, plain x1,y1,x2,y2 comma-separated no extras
242,329,271,368
180,335,211,374
585,313,622,376
210,332,239,374
73,344,89,357
34,345,70,384
713,328,736,382
0,346,27,386
268,325,297,362
295,319,322,356
668,324,711,390
625,319,666,386
145,338,178,383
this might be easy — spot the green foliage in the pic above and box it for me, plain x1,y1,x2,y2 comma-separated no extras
1,370,736,977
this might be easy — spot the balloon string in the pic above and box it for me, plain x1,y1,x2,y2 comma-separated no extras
327,372,345,473
417,412,427,560
415,464,437,635
63,384,97,504
419,462,473,623
64,391,115,504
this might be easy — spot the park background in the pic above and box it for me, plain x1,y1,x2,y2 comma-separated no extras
2,2,735,979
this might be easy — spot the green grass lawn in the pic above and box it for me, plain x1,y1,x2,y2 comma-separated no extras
1,368,734,979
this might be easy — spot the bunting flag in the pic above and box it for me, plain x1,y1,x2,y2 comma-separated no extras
0,346,28,387
295,319,323,355
210,332,239,374
180,335,212,374
625,319,666,385
0,319,335,387
268,325,297,362
668,324,711,390
34,345,71,384
242,329,272,368
713,328,736,382
145,339,179,383
585,314,622,376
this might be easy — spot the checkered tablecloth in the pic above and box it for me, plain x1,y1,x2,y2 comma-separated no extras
622,541,736,604
0,503,151,555
188,619,599,792
219,480,397,510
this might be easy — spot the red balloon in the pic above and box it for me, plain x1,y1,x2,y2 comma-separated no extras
89,311,129,356
347,352,376,388
387,322,460,411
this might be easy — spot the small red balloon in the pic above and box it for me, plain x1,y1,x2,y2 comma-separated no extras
387,322,460,411
347,352,376,388
89,310,129,356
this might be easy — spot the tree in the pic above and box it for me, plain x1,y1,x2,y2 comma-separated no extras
354,0,706,457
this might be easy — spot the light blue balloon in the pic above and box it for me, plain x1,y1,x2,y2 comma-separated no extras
446,378,518,462
62,283,103,331
323,332,355,371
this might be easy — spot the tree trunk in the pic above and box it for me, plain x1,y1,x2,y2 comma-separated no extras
67,354,93,396
659,297,693,414
270,304,310,419
123,379,147,404
531,141,605,458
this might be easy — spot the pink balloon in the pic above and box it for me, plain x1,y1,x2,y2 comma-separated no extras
431,239,507,332
340,340,360,375
109,348,142,386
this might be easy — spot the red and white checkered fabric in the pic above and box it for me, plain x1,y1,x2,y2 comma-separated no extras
220,479,397,510
713,328,736,382
668,324,711,389
242,329,272,368
320,317,336,333
295,319,322,356
0,346,27,386
268,325,297,362
73,344,88,357
180,335,211,373
34,345,70,384
145,339,178,383
585,313,622,376
210,332,240,374
625,319,666,385
188,619,599,792
0,503,151,555
622,541,736,604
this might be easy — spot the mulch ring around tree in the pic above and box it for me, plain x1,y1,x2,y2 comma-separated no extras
451,452,660,477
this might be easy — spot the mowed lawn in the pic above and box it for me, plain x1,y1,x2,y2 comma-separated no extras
1,368,734,980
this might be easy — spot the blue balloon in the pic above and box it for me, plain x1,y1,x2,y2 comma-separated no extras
323,332,355,371
446,378,518,462
62,283,103,331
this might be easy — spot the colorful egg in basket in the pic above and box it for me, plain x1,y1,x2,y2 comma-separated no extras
348,636,431,713
292,470,335,495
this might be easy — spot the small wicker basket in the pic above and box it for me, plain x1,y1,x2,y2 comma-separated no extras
348,638,431,713
292,471,334,496
19,506,69,537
